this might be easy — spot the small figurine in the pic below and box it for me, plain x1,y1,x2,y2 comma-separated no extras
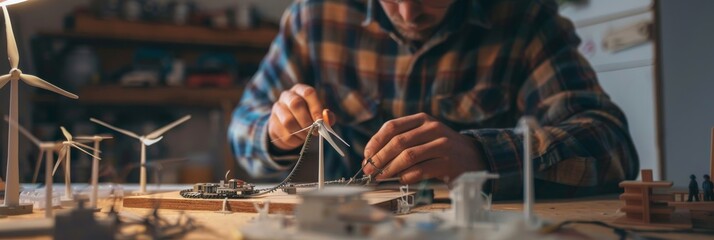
688,174,700,202
703,174,713,201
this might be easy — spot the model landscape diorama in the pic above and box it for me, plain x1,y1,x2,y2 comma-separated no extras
0,1,713,239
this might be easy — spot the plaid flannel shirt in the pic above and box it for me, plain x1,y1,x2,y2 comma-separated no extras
229,0,639,199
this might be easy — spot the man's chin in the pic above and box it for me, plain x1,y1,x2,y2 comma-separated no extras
396,29,430,42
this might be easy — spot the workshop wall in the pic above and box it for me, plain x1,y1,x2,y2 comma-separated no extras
659,0,714,187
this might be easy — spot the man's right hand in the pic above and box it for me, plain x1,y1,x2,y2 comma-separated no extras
268,84,326,151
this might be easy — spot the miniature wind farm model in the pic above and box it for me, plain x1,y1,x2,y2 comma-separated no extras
272,109,351,190
179,109,366,199
0,2,79,215
236,117,545,239
5,117,64,217
73,134,113,209
52,127,100,205
91,115,191,194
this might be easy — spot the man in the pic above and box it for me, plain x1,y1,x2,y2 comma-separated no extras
229,0,639,199
689,174,700,202
703,174,713,201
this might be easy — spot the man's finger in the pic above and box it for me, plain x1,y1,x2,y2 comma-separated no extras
363,119,440,175
398,159,447,184
377,137,445,179
364,113,430,160
279,91,313,129
291,84,323,122
270,103,306,149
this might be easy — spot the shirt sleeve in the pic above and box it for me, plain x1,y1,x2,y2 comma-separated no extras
228,2,310,178
461,2,639,199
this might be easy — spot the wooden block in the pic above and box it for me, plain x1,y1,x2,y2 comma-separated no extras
0,177,4,191
691,210,714,230
614,207,692,229
620,205,674,215
641,169,653,182
668,201,714,211
620,193,673,202
123,190,412,213
619,181,673,188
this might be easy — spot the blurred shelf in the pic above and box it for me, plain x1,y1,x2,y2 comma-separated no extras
63,13,278,49
69,86,245,107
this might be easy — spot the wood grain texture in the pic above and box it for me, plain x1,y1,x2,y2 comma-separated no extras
122,190,411,213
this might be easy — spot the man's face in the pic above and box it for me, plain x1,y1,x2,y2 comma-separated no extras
379,0,454,42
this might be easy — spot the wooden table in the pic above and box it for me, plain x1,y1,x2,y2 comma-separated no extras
1,192,712,239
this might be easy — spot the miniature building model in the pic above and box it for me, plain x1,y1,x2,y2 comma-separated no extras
450,171,499,228
294,187,391,237
618,169,675,224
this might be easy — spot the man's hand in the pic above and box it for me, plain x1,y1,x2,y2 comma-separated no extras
268,84,333,151
362,113,484,184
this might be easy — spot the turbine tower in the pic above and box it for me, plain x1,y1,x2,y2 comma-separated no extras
91,115,191,194
0,3,78,215
52,127,100,202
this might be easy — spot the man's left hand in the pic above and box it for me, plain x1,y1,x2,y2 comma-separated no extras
362,113,485,184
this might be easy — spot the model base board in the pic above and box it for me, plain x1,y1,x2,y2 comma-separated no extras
0,204,33,215
123,189,413,213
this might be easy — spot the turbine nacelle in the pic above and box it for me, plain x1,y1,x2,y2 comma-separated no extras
141,136,163,146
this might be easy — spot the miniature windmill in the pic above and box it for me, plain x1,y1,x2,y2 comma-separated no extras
73,134,112,209
52,127,100,202
4,116,62,217
0,2,79,215
90,115,191,194
517,116,539,228
274,110,349,190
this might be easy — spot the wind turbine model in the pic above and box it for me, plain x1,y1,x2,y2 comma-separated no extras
517,116,540,228
0,4,79,215
73,135,112,209
90,115,191,194
4,116,62,217
52,127,100,203
273,109,349,190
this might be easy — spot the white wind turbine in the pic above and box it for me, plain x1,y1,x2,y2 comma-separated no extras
4,116,62,218
90,115,191,194
0,4,79,215
73,134,112,209
272,110,349,190
52,127,100,202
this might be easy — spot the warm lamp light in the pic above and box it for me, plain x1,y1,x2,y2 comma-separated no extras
0,0,28,7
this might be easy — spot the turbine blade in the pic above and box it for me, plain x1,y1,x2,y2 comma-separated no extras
0,74,10,89
142,136,163,146
74,135,113,141
70,143,100,160
270,124,314,143
3,6,18,69
318,126,347,157
90,118,142,139
32,150,44,184
145,115,191,140
322,123,350,147
52,147,67,176
72,141,100,153
20,74,78,99
60,126,72,141
4,115,42,146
